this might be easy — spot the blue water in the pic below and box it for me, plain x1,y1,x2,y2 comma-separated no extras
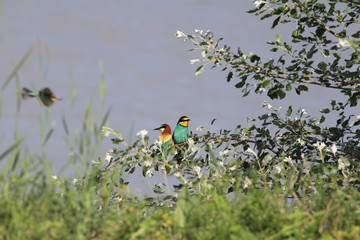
0,0,354,194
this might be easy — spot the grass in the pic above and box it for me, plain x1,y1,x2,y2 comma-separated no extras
0,165,359,239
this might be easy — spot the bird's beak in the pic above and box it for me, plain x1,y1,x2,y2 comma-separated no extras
52,96,62,102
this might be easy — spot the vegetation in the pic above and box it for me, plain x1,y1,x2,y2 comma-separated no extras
0,0,360,239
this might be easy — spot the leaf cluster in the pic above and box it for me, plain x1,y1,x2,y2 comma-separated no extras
178,0,360,105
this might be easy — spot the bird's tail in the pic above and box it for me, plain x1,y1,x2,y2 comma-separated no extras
21,87,36,99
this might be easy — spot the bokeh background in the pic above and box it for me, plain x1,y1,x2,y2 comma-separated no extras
0,0,349,188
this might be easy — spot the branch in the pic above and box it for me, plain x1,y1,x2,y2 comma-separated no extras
292,1,341,38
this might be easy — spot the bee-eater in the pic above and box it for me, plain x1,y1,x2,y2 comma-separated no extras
153,124,172,148
22,87,61,107
172,116,190,144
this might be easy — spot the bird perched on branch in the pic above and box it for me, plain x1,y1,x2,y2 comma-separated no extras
172,116,190,145
22,87,61,107
153,123,172,148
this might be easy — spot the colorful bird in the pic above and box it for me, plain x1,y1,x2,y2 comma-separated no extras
153,123,172,148
172,116,190,144
22,87,61,107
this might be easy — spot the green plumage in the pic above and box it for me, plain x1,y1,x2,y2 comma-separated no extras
173,124,189,144
21,87,61,107
39,91,53,101
161,139,172,149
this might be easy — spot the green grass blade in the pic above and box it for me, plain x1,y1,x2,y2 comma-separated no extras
42,121,56,145
0,134,29,161
2,43,35,91
62,114,70,136
128,121,135,143
11,150,21,171
99,60,106,99
0,93,3,119
68,67,77,108
15,74,21,112
99,106,112,130
83,102,91,130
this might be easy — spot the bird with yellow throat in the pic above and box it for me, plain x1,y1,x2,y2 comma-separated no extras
153,123,172,149
172,116,190,145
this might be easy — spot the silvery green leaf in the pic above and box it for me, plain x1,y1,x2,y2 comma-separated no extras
195,64,205,75
338,156,350,170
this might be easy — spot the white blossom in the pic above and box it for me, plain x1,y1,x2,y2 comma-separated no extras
151,139,161,151
105,152,112,162
258,87,266,93
196,125,205,131
329,144,337,156
274,165,282,174
243,176,252,189
219,149,230,157
300,108,307,115
263,101,272,110
246,148,258,159
144,159,152,167
190,59,201,64
284,156,292,163
274,106,282,112
219,160,224,168
145,169,153,178
201,50,207,58
194,29,203,35
254,0,266,7
229,165,236,171
193,166,202,178
136,129,148,138
161,165,169,176
72,178,78,185
314,142,326,151
338,38,351,48
338,156,350,170
187,138,200,154
141,148,149,154
207,141,214,150
297,138,305,146
154,139,162,146
52,175,58,180
101,126,111,137
175,30,187,39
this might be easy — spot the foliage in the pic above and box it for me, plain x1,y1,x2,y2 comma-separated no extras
94,0,360,237
96,0,360,203
0,157,359,239
177,0,360,102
